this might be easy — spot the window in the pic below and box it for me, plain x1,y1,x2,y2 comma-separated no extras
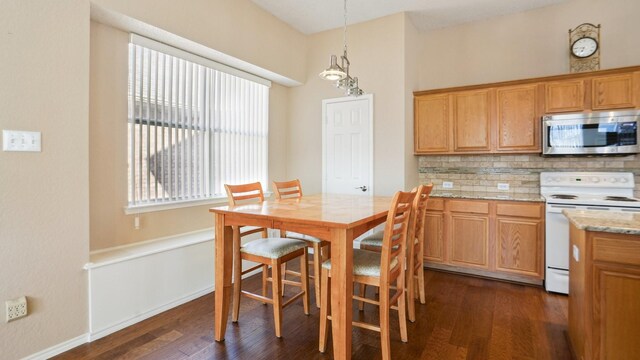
127,35,270,210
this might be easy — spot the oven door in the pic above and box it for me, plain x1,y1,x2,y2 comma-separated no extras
542,117,639,155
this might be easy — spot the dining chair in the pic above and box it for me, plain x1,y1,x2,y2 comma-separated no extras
224,182,310,338
272,179,330,308
318,190,416,360
359,184,433,322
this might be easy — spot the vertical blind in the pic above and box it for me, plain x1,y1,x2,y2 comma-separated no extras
127,39,269,207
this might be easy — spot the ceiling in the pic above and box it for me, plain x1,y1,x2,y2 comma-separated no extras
250,0,569,34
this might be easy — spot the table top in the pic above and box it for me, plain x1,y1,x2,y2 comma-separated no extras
210,193,393,229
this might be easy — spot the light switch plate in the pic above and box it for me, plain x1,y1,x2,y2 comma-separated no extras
3,130,41,152
573,244,580,262
442,181,453,189
497,183,510,191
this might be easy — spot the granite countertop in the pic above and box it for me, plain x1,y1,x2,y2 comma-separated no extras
562,209,640,235
429,190,545,203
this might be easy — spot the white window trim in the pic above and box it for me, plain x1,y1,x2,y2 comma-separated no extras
130,34,271,88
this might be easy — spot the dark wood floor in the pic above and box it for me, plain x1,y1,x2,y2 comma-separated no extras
54,269,570,360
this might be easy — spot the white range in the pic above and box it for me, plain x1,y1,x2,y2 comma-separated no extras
540,171,640,294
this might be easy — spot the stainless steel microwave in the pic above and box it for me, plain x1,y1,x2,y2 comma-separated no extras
542,111,640,156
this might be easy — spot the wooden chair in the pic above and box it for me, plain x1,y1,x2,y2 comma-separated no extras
272,179,330,308
359,184,433,322
319,190,416,360
225,182,310,338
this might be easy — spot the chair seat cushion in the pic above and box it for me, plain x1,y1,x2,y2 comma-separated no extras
321,249,398,277
359,231,384,248
241,238,306,259
285,231,324,244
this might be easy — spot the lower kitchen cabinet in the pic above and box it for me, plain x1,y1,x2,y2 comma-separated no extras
423,198,544,285
424,199,446,263
495,202,544,278
569,224,640,360
448,200,490,269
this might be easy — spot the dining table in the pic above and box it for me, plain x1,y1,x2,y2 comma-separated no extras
209,193,393,359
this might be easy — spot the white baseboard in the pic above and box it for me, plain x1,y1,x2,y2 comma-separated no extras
88,285,213,341
22,334,88,360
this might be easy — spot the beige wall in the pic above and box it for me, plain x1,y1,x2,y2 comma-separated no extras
0,1,90,359
289,13,413,196
89,21,291,250
418,0,640,90
403,14,421,190
91,0,307,84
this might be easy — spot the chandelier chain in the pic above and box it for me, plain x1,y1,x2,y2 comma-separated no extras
343,0,347,54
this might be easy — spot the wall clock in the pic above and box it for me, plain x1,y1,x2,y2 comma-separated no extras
569,23,601,73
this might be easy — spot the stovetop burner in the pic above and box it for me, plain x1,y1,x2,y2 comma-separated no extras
551,194,578,199
604,196,639,202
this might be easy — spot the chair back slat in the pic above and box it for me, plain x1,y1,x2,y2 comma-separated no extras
225,182,264,206
273,179,303,200
380,191,416,284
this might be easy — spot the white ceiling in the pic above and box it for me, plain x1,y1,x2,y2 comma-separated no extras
250,0,569,34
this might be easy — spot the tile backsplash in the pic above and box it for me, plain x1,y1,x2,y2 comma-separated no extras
418,154,640,197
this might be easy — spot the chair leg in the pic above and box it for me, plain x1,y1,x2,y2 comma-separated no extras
358,284,367,311
300,248,310,315
318,268,330,353
398,280,408,343
262,264,269,304
313,243,322,308
406,263,416,323
417,265,426,304
379,285,391,360
271,259,283,338
232,230,242,322
281,262,287,296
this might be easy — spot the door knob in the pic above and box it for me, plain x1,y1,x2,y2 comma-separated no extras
355,186,368,192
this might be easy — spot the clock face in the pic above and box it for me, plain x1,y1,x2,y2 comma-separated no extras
571,37,598,58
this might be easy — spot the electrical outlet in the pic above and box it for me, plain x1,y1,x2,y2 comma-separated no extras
442,181,453,189
497,183,510,191
6,296,28,322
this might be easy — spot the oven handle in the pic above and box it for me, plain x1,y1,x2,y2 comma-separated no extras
547,204,578,213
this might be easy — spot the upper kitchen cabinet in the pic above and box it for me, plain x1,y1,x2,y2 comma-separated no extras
495,84,541,152
452,89,493,152
591,73,638,110
414,65,640,155
545,79,586,113
414,94,451,153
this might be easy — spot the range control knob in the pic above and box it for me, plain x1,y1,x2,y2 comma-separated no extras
609,177,618,183
590,177,600,183
620,177,629,183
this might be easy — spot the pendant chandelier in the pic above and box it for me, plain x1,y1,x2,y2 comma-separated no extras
318,0,364,96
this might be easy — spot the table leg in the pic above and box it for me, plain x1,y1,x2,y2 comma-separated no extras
330,228,353,360
214,213,234,341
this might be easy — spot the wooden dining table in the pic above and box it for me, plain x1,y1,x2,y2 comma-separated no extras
209,193,393,359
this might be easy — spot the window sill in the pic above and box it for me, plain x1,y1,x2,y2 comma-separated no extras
124,192,273,214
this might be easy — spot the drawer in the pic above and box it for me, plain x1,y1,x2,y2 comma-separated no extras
427,198,444,211
593,234,640,266
448,200,489,214
496,202,542,218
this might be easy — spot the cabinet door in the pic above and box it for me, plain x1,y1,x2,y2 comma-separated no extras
592,263,640,360
592,74,636,110
453,90,492,152
424,211,446,263
449,213,490,269
414,94,450,153
495,217,543,278
495,84,540,152
545,80,585,113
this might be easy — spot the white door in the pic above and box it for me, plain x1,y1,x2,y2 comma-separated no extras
322,94,373,195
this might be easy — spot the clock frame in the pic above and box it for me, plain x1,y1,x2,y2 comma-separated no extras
569,23,601,73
